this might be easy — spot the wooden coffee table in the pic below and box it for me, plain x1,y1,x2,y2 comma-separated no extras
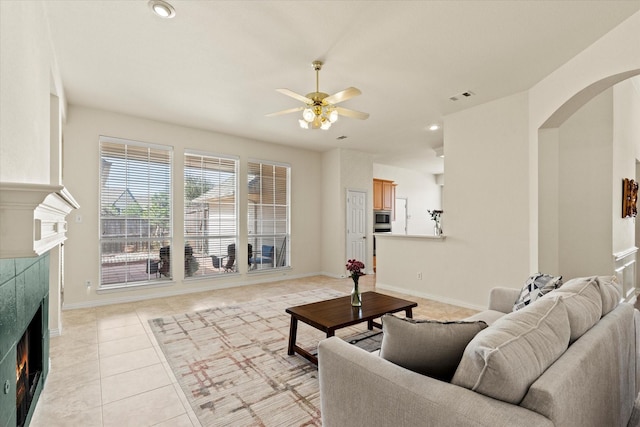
285,291,417,365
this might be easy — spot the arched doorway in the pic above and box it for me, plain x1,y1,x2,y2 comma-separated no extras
537,70,640,300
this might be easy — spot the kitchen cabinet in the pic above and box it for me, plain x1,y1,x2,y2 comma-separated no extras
373,178,395,211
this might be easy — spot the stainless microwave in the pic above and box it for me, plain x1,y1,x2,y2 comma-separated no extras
374,210,391,225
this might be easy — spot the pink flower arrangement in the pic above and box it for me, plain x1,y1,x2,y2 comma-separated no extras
346,259,365,279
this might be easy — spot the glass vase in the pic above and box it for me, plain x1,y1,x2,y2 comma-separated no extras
351,276,362,307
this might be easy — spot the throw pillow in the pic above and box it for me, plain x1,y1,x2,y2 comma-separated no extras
513,273,563,311
451,297,570,404
541,276,602,343
596,275,622,316
379,314,487,382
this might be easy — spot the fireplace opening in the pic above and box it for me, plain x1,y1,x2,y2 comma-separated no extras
16,306,43,427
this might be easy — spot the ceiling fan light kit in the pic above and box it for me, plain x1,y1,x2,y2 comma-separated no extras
267,60,369,130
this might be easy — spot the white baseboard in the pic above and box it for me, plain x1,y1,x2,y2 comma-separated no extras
62,271,323,310
318,271,345,279
376,282,486,312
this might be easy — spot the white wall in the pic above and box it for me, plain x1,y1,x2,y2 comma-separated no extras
341,149,374,275
529,11,640,274
0,1,69,334
373,163,441,235
321,149,343,276
62,105,323,307
538,128,560,275
538,65,640,283
4,4,639,312
377,92,531,309
613,79,640,253
557,88,613,278
0,1,52,184
321,148,373,277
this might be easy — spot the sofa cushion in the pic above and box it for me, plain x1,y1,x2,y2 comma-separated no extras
513,273,563,311
541,276,602,343
596,275,621,316
464,309,505,326
451,297,570,404
379,314,487,381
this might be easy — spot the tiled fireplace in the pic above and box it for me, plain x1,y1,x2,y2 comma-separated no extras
0,183,78,426
0,254,50,427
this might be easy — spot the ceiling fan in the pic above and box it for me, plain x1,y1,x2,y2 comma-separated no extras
266,60,369,130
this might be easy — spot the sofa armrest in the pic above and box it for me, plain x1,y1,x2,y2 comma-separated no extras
521,303,636,427
318,337,553,427
488,287,520,313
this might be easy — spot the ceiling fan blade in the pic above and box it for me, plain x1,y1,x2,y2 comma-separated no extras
265,106,304,117
276,88,312,104
336,106,369,120
324,87,361,105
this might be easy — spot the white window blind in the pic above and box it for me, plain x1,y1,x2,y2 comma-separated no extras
99,136,172,288
184,152,239,276
247,161,290,271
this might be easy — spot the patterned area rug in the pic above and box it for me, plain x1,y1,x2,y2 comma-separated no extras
149,289,383,426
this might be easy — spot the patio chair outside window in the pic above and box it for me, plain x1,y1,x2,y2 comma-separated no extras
212,243,252,272
250,245,274,269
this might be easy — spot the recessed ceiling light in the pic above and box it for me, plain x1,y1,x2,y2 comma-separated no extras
429,124,440,131
149,0,175,19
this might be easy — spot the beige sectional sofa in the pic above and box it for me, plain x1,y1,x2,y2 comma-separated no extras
318,276,639,427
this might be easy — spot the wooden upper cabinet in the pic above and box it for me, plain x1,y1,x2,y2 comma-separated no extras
373,179,394,211
373,179,384,210
382,181,394,210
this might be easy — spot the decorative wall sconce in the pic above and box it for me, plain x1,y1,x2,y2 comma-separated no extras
622,178,638,218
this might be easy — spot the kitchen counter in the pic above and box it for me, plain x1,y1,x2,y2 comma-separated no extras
373,233,446,241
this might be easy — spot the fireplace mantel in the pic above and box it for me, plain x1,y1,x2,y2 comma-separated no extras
0,182,79,258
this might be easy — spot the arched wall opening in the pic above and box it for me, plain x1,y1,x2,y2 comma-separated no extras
537,70,640,300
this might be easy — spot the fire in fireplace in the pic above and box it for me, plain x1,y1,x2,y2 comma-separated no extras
16,307,43,427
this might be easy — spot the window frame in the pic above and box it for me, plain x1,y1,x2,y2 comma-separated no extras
247,159,291,272
184,149,240,277
98,135,173,290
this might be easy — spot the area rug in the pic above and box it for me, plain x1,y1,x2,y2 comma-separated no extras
149,289,383,426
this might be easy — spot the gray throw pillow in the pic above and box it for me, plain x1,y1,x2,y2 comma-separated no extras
451,297,570,404
379,314,487,382
513,273,563,311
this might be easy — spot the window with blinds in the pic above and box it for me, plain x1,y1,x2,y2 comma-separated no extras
99,136,172,288
247,161,290,271
184,152,239,276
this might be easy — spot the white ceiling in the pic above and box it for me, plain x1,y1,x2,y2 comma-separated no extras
43,1,640,175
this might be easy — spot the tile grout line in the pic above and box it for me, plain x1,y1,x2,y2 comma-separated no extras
138,307,197,426
96,317,105,427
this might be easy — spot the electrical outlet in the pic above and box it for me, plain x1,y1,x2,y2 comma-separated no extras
417,272,422,280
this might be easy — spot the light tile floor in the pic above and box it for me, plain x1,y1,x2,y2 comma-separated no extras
30,274,478,427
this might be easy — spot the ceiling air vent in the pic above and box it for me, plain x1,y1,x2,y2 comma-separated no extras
449,91,475,101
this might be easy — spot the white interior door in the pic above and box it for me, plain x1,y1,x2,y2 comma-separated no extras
346,190,367,265
393,198,407,234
